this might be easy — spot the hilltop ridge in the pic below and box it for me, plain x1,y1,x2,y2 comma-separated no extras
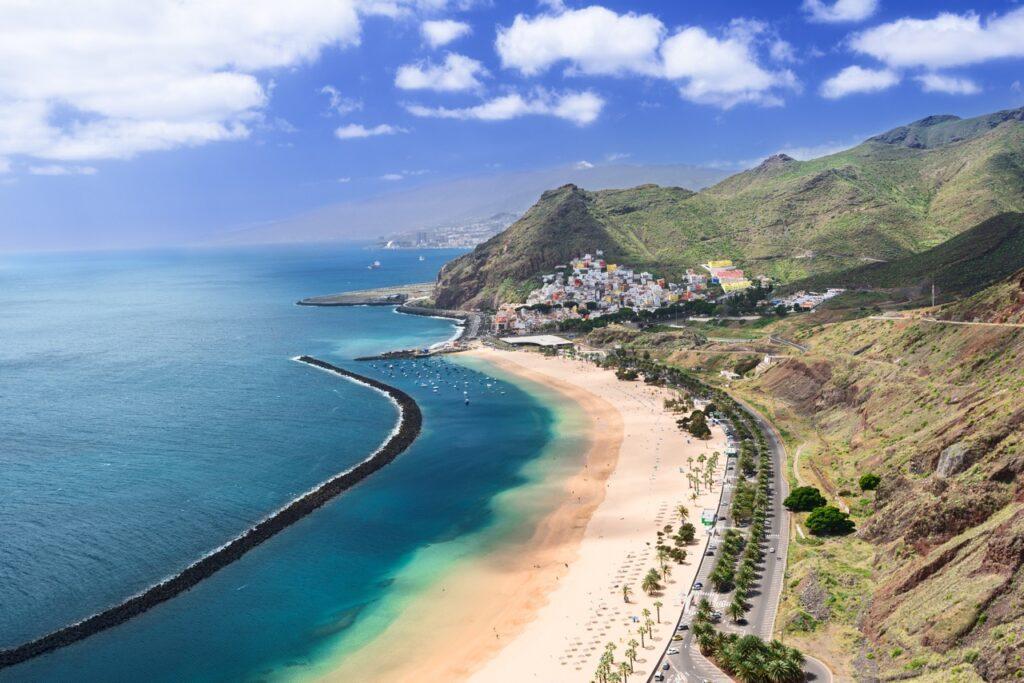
436,105,1024,310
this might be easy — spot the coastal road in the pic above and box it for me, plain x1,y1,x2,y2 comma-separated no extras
654,398,832,682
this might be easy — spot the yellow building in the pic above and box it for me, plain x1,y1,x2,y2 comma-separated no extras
721,279,753,292
707,259,733,268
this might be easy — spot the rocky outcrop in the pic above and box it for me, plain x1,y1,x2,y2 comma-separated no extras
936,441,974,478
798,571,831,622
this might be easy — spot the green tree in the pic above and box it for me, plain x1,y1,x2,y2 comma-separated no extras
806,505,855,536
783,486,826,511
859,473,881,491
642,569,662,595
622,584,632,603
654,600,663,622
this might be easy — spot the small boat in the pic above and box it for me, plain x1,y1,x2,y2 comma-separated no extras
368,260,382,270
418,255,425,261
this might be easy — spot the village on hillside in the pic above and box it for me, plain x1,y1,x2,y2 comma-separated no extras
493,251,843,335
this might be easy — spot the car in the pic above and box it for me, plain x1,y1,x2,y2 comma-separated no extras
672,634,683,641
770,546,776,553
693,582,703,590
677,624,689,631
654,674,665,682
719,515,727,521
662,662,671,670
667,648,680,655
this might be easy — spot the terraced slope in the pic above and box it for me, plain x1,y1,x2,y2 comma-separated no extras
436,107,1024,310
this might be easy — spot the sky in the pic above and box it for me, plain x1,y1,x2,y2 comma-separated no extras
2,0,1024,250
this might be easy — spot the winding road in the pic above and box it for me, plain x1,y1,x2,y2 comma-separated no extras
651,396,833,683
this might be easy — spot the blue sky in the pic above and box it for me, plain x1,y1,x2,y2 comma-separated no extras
2,0,1023,250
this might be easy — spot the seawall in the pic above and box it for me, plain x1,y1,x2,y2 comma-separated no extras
0,357,422,670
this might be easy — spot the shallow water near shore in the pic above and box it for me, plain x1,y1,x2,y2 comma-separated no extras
0,245,571,681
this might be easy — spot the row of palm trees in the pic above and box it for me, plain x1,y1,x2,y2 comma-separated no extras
692,600,805,682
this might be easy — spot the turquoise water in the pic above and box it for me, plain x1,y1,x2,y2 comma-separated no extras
0,246,565,681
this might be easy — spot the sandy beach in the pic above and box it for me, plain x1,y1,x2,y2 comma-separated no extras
320,346,725,682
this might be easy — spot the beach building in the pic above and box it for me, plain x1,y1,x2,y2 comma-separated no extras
500,335,574,348
700,508,717,527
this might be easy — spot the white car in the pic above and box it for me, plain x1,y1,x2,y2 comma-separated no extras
667,648,680,655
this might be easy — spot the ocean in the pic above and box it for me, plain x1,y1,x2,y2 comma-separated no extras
0,245,581,681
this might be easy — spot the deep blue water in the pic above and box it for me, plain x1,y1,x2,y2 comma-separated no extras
0,246,561,681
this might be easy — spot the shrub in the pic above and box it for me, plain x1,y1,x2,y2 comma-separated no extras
859,473,881,491
806,506,856,536
784,486,827,512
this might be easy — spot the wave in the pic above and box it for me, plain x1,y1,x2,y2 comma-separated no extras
0,356,422,670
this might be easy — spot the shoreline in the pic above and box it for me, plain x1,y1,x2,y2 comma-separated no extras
317,346,726,683
312,347,620,682
0,356,422,671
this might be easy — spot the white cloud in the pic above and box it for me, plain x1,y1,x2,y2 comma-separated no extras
493,8,797,110
769,39,797,63
28,164,97,176
405,89,604,125
0,0,367,162
395,54,486,92
496,6,665,76
851,8,1024,69
380,172,405,180
0,158,10,174
338,176,352,183
335,123,408,139
916,73,980,95
320,85,363,116
421,19,471,48
820,65,899,99
573,160,594,169
803,0,878,24
605,152,630,162
660,24,799,108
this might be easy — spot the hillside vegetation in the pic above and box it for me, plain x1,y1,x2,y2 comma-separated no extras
436,106,1024,310
719,274,1024,681
787,212,1024,300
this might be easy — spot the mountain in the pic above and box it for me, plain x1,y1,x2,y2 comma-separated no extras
435,106,1024,310
786,212,1024,301
212,163,728,245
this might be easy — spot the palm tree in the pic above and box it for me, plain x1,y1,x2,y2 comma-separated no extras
626,639,639,668
676,504,688,522
618,660,631,683
642,569,661,595
696,597,713,622
656,547,670,574
622,584,632,603
638,625,646,649
653,600,663,623
727,598,745,623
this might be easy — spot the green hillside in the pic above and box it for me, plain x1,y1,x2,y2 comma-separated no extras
435,106,1024,310
786,212,1024,300
940,265,1024,324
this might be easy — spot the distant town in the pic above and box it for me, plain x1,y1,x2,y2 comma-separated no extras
377,212,518,250
494,251,843,334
